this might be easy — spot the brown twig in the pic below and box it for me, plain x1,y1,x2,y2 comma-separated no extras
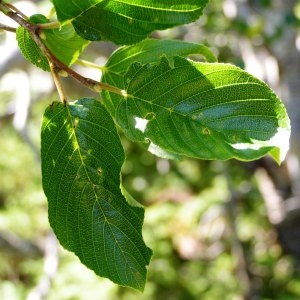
49,62,68,104
5,2,28,19
0,2,126,98
0,22,16,32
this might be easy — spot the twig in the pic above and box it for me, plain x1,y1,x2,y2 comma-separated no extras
5,2,28,19
0,2,127,97
0,231,43,258
49,62,68,104
0,22,16,32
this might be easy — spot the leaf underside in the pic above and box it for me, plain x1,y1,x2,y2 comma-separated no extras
41,98,152,291
53,0,208,44
117,56,290,163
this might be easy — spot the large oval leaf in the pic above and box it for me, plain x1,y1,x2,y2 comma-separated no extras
117,57,290,163
52,0,208,44
41,98,152,290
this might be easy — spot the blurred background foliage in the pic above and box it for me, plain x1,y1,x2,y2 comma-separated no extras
1,0,300,299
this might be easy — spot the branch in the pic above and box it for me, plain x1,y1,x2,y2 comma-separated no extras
49,62,68,104
5,2,28,19
0,231,43,258
0,22,16,32
0,2,127,98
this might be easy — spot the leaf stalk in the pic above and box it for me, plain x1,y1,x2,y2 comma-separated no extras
75,59,105,71
37,21,60,30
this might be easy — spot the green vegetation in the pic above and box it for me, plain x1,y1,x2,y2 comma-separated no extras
0,0,299,299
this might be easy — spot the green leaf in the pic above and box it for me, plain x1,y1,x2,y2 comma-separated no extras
102,39,217,119
41,98,152,290
117,57,290,163
16,17,50,71
16,14,89,72
102,39,216,160
52,0,208,44
43,24,90,67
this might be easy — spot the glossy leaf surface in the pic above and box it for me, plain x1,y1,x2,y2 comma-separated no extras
117,57,290,163
41,98,152,291
52,0,208,44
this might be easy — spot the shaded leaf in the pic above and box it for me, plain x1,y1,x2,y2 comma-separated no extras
41,98,152,290
52,0,208,44
117,57,290,163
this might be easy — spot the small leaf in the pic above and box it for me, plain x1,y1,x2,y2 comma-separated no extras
117,57,290,163
16,16,50,71
16,14,89,72
43,23,90,67
53,0,208,44
41,98,152,290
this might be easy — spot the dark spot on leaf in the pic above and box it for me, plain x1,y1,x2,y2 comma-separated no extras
97,167,103,176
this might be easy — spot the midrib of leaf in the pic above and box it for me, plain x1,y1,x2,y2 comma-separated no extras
113,0,201,14
127,68,268,111
129,62,275,113
64,1,202,23
63,106,146,285
19,29,30,64
128,64,258,95
129,92,277,135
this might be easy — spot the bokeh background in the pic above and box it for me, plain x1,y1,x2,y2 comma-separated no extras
1,0,300,299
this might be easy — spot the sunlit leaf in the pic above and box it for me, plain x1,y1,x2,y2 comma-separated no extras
41,98,152,290
117,57,290,163
16,15,50,71
102,39,217,117
101,39,216,159
16,14,89,71
52,0,208,44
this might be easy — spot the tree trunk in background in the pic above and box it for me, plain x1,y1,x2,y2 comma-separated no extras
238,0,300,266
